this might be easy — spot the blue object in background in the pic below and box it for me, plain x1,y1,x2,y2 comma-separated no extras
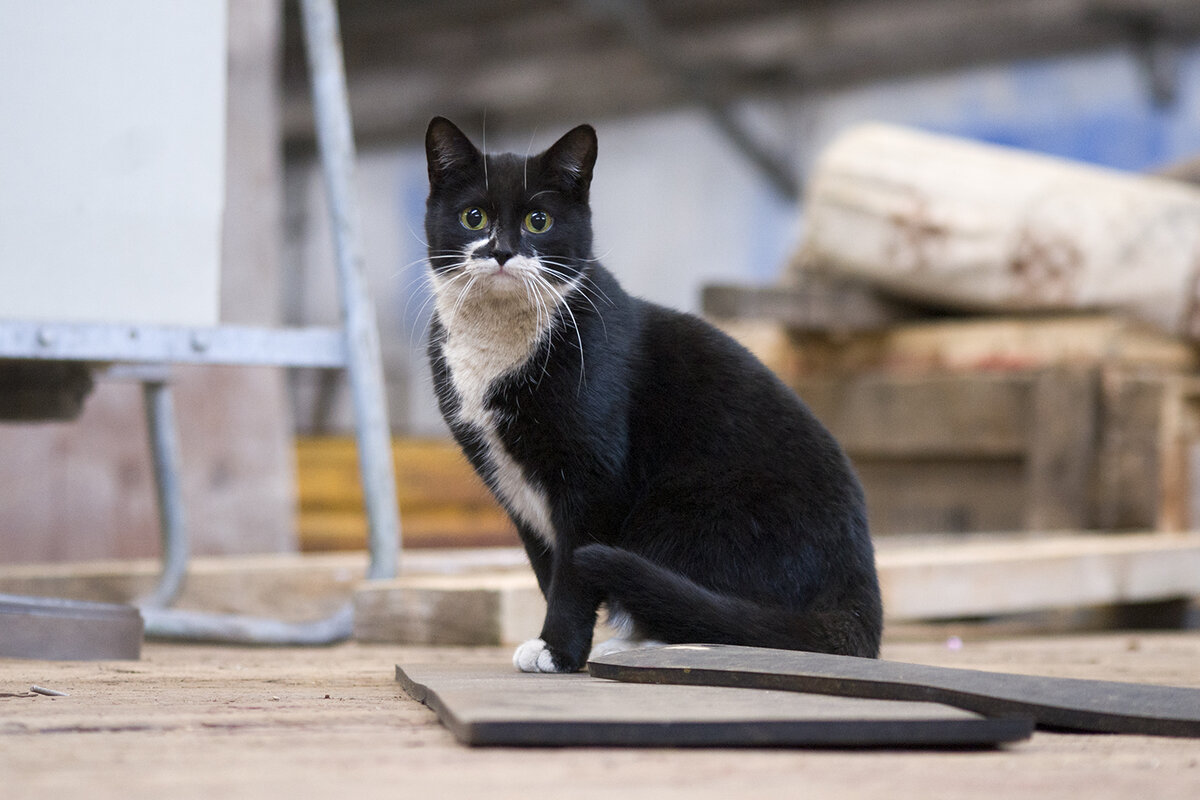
833,46,1200,174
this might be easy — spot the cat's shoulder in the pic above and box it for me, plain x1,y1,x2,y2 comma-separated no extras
638,300,756,362
581,265,761,373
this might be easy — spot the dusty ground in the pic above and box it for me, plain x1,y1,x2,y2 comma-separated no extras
2,631,1199,800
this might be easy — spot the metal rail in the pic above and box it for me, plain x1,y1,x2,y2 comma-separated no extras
0,321,348,368
139,378,189,609
300,0,401,583
134,0,401,643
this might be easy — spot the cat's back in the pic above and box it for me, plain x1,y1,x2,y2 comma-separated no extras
631,301,819,430
626,300,859,488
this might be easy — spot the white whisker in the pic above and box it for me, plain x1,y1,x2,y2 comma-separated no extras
405,220,432,250
481,112,490,193
523,127,539,193
534,263,612,343
408,262,474,342
527,269,586,393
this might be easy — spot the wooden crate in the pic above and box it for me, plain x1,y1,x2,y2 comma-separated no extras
798,367,1200,534
709,299,1200,536
296,437,518,551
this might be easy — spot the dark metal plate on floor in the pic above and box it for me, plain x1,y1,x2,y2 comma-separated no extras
395,662,1032,748
0,594,143,660
588,644,1200,737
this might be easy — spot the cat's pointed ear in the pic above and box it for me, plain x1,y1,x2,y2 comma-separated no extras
541,124,598,197
425,117,481,188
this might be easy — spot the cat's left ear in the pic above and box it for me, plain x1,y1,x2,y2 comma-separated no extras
541,124,598,198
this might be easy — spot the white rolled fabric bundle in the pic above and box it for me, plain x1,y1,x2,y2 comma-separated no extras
799,124,1200,339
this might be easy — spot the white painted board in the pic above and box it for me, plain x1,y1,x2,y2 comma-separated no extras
0,0,226,326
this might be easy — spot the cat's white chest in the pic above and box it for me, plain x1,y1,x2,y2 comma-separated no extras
437,286,543,425
436,287,557,547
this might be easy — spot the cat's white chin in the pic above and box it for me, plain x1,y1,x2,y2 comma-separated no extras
474,267,526,292
513,638,566,673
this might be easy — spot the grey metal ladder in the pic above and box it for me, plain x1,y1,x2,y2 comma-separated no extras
0,0,401,644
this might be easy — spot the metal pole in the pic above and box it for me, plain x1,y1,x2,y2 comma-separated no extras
139,378,189,608
136,373,356,645
300,0,401,580
141,603,354,646
141,0,395,645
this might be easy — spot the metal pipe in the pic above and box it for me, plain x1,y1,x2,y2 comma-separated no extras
141,0,397,646
141,603,354,646
139,379,189,609
299,0,401,580
135,373,357,645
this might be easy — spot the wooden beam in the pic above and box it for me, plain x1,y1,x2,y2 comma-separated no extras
354,532,1200,643
1025,368,1101,531
1,533,1197,644
798,372,1036,458
878,532,1200,621
719,314,1199,385
354,571,544,646
0,548,529,621
702,276,920,333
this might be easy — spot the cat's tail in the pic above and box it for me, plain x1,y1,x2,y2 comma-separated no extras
573,544,880,658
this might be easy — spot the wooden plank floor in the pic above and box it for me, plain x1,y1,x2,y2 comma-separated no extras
3,631,1199,799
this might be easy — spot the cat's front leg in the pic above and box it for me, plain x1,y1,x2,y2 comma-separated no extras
514,523,554,596
512,629,591,673
512,638,563,672
513,552,598,673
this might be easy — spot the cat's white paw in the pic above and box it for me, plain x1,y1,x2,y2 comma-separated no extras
588,637,667,660
512,638,563,673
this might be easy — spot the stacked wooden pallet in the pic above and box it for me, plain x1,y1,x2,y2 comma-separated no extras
709,307,1200,535
706,125,1200,537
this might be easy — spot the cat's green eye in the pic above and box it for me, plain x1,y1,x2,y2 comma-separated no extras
459,207,488,231
524,210,553,234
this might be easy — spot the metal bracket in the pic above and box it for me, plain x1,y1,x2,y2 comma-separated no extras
0,0,402,648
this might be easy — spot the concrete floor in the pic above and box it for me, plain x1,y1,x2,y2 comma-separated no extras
2,631,1199,799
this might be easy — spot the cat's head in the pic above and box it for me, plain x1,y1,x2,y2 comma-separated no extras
424,117,597,299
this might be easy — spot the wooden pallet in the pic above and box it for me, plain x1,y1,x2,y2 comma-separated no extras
295,436,518,551
707,302,1200,535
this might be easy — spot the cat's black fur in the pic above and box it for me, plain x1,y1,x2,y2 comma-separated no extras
424,117,882,672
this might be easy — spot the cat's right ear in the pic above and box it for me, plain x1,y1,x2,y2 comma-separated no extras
425,117,481,188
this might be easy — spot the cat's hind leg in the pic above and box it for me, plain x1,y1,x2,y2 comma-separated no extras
588,602,665,660
588,637,666,660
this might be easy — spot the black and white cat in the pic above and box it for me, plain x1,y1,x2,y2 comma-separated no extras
423,117,882,673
